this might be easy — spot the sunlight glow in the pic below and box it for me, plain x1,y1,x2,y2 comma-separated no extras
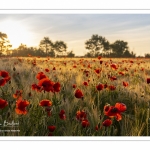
0,19,34,48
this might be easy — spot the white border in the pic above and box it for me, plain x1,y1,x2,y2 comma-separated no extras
0,0,150,9
0,10,150,14
0,137,150,140
0,9,150,141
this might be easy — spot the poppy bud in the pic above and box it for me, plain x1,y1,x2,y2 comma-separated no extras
147,78,150,84
95,125,99,131
82,119,90,128
48,125,56,132
102,119,112,127
75,89,83,99
13,67,16,71
100,60,103,64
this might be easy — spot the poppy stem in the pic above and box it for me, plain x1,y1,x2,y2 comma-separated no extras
0,87,4,93
98,91,100,112
147,102,149,136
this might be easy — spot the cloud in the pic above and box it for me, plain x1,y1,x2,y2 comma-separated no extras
0,14,150,56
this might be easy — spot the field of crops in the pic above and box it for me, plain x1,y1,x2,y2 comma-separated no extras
0,56,150,136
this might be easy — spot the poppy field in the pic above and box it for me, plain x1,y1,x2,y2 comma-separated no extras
0,56,150,136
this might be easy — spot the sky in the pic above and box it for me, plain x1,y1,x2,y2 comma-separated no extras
0,14,150,56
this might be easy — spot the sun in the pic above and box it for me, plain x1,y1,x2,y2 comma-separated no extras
0,19,34,49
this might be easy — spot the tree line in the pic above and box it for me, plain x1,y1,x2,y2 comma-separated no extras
85,34,136,58
0,31,150,58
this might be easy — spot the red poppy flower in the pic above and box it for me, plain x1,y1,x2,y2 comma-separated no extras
104,103,126,121
130,60,134,63
15,98,30,115
83,81,88,86
36,72,47,80
124,67,128,71
88,64,91,68
95,125,99,131
96,83,104,91
115,103,127,112
102,119,112,127
75,89,83,99
104,105,119,117
108,85,116,90
73,65,77,68
13,90,23,99
0,79,6,86
31,84,42,92
38,78,54,92
82,119,90,128
0,70,9,78
45,68,50,72
100,60,103,64
48,125,56,132
111,63,118,70
39,99,52,107
59,109,66,120
0,98,8,109
53,67,56,70
83,70,89,74
45,107,52,116
53,82,61,92
32,62,36,66
98,56,102,60
115,113,122,121
4,76,11,82
119,71,124,76
110,76,117,81
94,68,101,74
104,83,108,88
123,81,129,87
76,110,87,121
147,78,150,84
46,111,51,117
72,84,76,88
28,92,32,97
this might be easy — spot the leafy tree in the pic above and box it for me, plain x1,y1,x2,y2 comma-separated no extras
67,50,75,57
16,43,27,56
35,48,46,57
84,52,93,58
53,41,67,56
123,50,136,58
39,37,53,55
48,49,55,57
111,40,128,57
85,34,110,57
17,43,27,52
145,53,150,58
0,32,12,56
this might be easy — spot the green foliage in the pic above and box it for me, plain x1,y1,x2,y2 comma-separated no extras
110,40,128,57
39,37,53,55
54,41,67,56
67,50,75,57
84,35,136,58
145,53,150,58
0,32,12,56
85,34,110,57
